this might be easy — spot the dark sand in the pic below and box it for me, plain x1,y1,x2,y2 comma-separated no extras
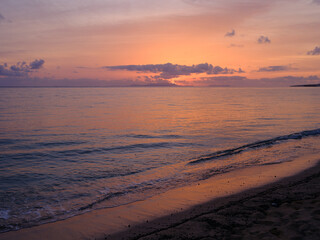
108,162,320,240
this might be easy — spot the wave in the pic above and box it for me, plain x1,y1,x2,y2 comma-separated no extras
188,128,320,164
56,141,194,156
1,141,196,162
122,134,183,139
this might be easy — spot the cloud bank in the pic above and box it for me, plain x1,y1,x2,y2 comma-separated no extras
0,59,45,77
177,75,320,87
1,74,319,88
307,46,320,55
104,63,245,79
257,35,271,44
0,77,176,87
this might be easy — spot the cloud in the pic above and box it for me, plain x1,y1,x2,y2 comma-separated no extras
104,63,244,79
257,35,271,44
0,76,176,87
313,0,320,4
0,59,45,77
259,75,320,86
0,50,27,56
257,65,291,72
307,46,320,55
228,44,244,48
176,75,320,87
1,75,319,88
225,29,235,37
0,64,27,77
29,59,45,69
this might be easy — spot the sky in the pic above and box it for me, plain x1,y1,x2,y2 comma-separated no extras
0,0,319,87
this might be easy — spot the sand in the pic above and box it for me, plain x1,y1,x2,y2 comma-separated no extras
1,154,319,240
108,162,320,240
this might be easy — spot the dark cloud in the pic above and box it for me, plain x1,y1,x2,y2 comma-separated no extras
104,63,244,79
0,64,27,77
257,65,290,72
238,68,245,73
257,35,271,44
307,46,320,55
29,59,45,69
0,13,5,21
225,29,235,37
0,59,45,77
313,0,320,4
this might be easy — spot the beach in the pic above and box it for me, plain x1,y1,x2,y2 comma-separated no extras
1,153,319,240
2,0,320,238
109,160,320,240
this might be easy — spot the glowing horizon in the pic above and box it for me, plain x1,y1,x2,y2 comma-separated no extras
1,0,320,87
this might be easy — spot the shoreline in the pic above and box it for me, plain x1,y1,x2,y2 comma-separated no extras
109,159,320,240
1,154,319,240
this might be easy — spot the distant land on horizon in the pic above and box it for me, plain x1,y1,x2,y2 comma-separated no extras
291,83,320,87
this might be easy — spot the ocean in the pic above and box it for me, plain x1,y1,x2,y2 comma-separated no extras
0,87,319,232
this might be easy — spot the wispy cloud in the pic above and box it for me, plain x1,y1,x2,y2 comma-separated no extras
225,29,235,37
0,13,5,21
257,35,271,44
0,50,27,56
228,44,244,48
307,46,320,55
257,65,291,72
104,63,244,80
0,59,45,77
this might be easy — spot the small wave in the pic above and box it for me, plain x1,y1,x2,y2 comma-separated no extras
5,140,85,151
188,128,320,164
38,140,86,148
78,177,172,211
57,141,194,156
122,134,183,139
0,139,26,146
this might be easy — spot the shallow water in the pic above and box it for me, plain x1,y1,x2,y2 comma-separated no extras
0,87,319,231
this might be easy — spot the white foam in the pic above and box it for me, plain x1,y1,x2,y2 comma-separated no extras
0,209,10,220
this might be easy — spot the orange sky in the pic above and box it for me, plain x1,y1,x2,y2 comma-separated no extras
0,0,319,86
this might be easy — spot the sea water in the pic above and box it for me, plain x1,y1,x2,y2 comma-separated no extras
0,87,319,232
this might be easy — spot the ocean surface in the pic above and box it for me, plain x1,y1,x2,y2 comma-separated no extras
0,87,320,232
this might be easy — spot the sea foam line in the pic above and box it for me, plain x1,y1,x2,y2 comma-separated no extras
188,128,320,165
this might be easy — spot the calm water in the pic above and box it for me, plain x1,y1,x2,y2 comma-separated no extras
0,87,320,231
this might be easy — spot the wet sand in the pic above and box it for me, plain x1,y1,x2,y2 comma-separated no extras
109,161,320,240
1,154,319,240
